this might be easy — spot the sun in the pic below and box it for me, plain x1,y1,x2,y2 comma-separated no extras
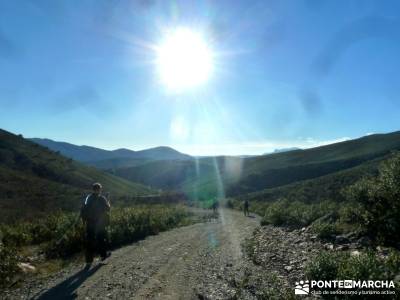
156,27,214,92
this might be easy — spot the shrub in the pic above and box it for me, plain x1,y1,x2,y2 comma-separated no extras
0,204,193,261
339,252,385,280
44,216,85,258
344,152,400,246
261,199,338,228
305,251,341,281
311,222,340,240
0,212,81,248
306,250,400,299
0,245,20,288
0,225,32,247
306,250,400,283
44,205,192,258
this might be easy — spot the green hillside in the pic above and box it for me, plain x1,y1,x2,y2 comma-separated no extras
112,159,214,190
87,157,152,169
0,129,153,222
243,131,400,172
225,131,400,195
236,154,386,204
110,131,400,201
30,138,192,164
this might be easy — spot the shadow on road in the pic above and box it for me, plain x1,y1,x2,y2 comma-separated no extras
36,264,103,300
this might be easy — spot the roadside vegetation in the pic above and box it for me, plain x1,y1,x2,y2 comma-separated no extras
237,152,400,297
305,251,400,298
237,152,400,247
306,250,400,283
0,204,194,288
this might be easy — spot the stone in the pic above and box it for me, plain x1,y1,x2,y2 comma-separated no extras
284,266,293,272
17,262,36,273
336,245,349,251
335,235,350,244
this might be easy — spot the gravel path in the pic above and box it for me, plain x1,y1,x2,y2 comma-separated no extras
4,209,260,300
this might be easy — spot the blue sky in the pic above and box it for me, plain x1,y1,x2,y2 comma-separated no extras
0,0,399,155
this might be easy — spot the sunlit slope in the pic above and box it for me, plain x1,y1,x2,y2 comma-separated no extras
111,131,400,200
112,159,215,190
0,129,153,221
226,131,400,195
237,155,386,204
111,156,243,200
244,131,400,172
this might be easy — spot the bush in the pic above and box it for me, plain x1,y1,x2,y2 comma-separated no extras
0,213,81,248
305,251,341,281
0,205,193,260
339,252,385,280
344,152,400,246
44,205,192,258
306,250,400,299
306,250,400,283
44,216,85,258
0,245,20,288
311,222,340,240
0,225,32,247
261,199,338,228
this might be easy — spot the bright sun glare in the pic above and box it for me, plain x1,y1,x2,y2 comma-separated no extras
156,28,214,92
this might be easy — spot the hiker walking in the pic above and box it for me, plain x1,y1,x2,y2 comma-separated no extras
243,199,249,216
81,183,111,264
212,199,218,214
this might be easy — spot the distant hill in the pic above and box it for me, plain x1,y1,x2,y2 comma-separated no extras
223,131,400,196
271,147,301,154
110,131,400,200
236,155,386,204
25,131,400,205
112,159,215,190
29,138,192,167
1,129,154,222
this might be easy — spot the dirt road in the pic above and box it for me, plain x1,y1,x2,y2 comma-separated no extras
5,209,260,300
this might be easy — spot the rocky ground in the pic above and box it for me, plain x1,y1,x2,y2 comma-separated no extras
1,209,375,300
3,210,260,300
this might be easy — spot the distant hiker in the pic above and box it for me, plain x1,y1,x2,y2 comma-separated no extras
81,183,111,263
243,199,249,216
212,200,218,214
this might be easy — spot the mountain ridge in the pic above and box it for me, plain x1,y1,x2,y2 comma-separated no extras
29,138,192,164
1,129,154,222
108,131,400,200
